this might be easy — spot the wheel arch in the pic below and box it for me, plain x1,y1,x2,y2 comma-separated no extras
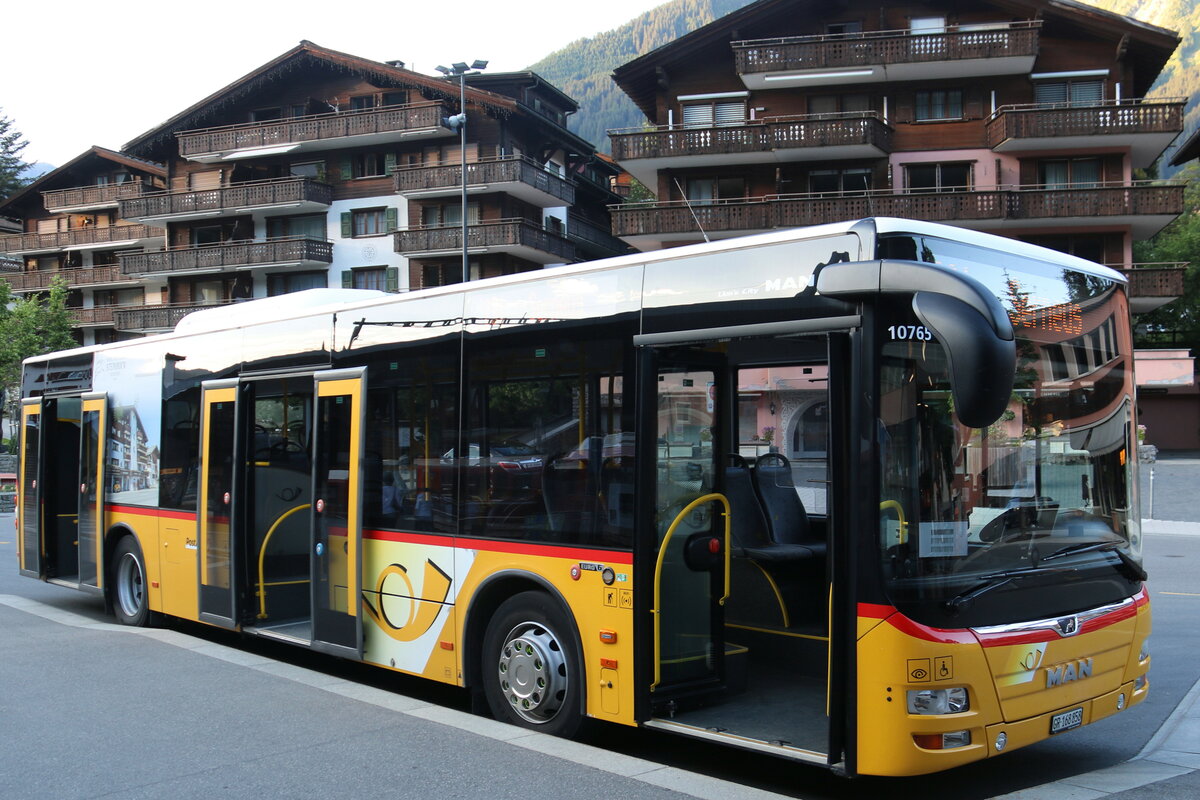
102,522,139,610
461,569,585,717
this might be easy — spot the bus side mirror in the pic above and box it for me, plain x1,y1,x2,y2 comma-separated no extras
911,291,1016,429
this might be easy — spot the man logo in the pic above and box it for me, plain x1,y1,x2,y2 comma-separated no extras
1046,658,1093,687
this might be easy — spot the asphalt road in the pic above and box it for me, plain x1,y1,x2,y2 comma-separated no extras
1,508,1197,799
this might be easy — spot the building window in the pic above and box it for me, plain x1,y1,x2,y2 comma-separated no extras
350,95,376,111
681,100,745,128
421,202,480,227
267,271,326,296
905,162,972,193
353,152,390,178
353,208,388,237
684,176,745,204
914,89,963,121
250,107,282,122
352,267,387,291
382,91,408,107
267,214,326,239
826,21,862,36
1035,79,1104,107
808,168,872,195
809,94,871,115
1040,158,1101,188
290,161,324,180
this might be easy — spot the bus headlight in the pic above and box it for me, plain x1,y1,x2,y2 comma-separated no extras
1139,638,1150,663
907,687,969,715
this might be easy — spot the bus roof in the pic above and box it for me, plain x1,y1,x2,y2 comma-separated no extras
28,218,1125,365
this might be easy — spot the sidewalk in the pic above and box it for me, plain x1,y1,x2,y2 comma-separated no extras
995,516,1200,799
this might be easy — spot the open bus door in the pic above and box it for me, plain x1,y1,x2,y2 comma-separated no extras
309,368,365,658
639,347,731,707
18,393,107,592
198,379,242,628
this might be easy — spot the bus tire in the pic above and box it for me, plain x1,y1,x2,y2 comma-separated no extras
111,535,152,627
481,591,583,738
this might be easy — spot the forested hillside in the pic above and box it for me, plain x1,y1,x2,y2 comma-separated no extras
527,0,754,151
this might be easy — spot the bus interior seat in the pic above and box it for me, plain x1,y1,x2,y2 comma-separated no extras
753,452,826,558
724,454,817,563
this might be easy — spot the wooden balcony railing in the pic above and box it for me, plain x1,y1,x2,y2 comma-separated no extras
42,179,147,212
3,264,133,292
120,177,332,220
610,183,1182,237
1116,263,1187,298
394,156,575,205
566,213,630,257
1008,183,1183,220
115,302,233,332
609,113,892,161
987,99,1185,148
177,102,450,158
733,20,1041,75
0,223,160,255
395,218,576,262
69,306,117,326
121,237,334,276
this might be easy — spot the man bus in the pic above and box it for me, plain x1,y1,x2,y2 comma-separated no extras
17,218,1149,776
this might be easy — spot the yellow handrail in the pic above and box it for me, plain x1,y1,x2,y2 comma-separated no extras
257,503,311,619
651,492,731,690
880,500,908,544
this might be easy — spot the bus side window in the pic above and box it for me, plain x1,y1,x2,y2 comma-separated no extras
160,388,200,510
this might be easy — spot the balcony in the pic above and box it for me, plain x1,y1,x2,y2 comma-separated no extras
395,219,575,264
609,113,893,187
394,156,575,208
1116,262,1188,313
68,306,117,327
120,237,334,277
42,179,148,213
566,213,632,260
4,264,139,293
0,223,161,256
120,177,332,224
611,191,1006,246
177,102,454,162
115,303,232,333
611,183,1183,247
732,20,1040,89
1007,182,1183,238
988,99,1185,167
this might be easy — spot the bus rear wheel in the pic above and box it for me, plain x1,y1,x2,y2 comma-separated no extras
111,535,152,627
482,591,583,738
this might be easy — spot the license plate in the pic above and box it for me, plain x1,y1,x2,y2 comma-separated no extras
1050,707,1084,734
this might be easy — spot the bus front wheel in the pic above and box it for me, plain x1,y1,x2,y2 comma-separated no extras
111,535,152,627
482,591,583,737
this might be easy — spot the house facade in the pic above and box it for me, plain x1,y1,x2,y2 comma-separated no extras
608,0,1186,313
0,42,627,345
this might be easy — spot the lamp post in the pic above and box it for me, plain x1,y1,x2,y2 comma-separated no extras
436,59,488,284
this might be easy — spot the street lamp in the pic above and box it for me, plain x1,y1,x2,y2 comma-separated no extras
436,59,488,284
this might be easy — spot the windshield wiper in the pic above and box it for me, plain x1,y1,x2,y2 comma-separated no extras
942,567,1058,616
1042,541,1147,582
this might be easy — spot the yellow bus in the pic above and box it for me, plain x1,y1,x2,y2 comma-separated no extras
16,218,1149,776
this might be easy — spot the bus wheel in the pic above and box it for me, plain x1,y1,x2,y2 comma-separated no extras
112,535,151,627
482,591,583,737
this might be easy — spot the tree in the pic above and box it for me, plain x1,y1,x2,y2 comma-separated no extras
0,107,32,202
0,277,77,448
1133,163,1200,352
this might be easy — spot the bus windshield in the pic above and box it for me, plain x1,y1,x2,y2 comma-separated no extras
878,241,1142,627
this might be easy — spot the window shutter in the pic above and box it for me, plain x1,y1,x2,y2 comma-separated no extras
1070,80,1103,105
715,102,745,126
341,271,353,288
386,207,399,232
682,104,713,128
339,156,353,180
1035,82,1068,105
385,267,399,292
341,212,353,238
385,152,397,174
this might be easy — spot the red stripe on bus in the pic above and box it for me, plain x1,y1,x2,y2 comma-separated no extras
973,601,1139,648
857,602,895,620
363,528,633,564
884,613,979,645
107,505,196,522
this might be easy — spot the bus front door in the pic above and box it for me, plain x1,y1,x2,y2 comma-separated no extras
309,369,365,658
198,380,241,628
76,393,107,591
644,351,728,703
19,399,43,579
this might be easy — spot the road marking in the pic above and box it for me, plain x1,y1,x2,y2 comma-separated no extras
1159,591,1200,597
0,594,791,800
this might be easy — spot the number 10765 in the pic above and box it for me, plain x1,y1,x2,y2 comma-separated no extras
887,325,933,341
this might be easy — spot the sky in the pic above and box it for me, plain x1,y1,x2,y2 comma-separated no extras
5,0,666,168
